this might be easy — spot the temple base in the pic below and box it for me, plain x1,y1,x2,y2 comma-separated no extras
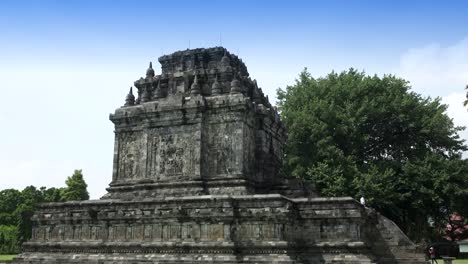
13,195,425,264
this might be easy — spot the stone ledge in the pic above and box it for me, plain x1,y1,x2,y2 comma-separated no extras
22,240,369,254
37,195,364,209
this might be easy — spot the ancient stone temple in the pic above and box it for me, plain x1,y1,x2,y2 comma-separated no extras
13,47,425,264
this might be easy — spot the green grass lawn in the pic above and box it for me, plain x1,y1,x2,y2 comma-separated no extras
0,255,16,261
435,260,468,264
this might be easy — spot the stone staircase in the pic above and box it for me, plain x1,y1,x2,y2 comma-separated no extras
364,208,427,264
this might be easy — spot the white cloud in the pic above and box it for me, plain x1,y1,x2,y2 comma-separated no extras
395,38,468,155
396,38,468,98
442,92,468,152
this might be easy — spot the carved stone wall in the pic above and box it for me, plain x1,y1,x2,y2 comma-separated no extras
201,97,256,182
146,126,200,182
116,131,147,181
22,196,379,264
108,88,273,199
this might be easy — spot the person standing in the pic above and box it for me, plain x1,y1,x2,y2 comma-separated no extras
429,247,438,264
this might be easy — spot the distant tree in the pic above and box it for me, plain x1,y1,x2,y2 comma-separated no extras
15,203,34,244
0,185,65,252
0,189,21,226
464,84,468,109
277,68,468,241
61,169,89,201
15,186,44,244
0,225,19,254
40,187,63,203
20,186,43,204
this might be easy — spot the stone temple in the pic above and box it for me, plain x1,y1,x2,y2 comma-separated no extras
13,47,425,263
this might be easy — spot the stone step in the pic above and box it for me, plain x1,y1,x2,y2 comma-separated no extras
377,258,427,264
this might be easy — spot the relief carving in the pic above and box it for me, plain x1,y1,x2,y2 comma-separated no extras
45,227,50,241
211,224,224,240
152,224,162,240
90,226,98,240
215,135,234,175
108,226,115,241
126,225,133,240
117,132,146,180
144,224,152,240
147,132,196,180
320,222,351,240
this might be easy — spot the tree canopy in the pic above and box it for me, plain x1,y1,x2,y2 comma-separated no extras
0,169,89,254
277,69,468,241
61,169,89,201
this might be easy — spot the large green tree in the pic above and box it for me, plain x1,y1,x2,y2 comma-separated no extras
0,189,22,254
277,69,468,241
0,189,22,226
0,225,19,254
0,170,88,253
61,169,89,201
0,186,63,253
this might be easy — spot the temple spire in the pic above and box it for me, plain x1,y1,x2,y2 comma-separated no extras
124,87,135,106
230,73,242,94
221,49,230,66
211,74,222,95
190,75,201,95
146,61,155,78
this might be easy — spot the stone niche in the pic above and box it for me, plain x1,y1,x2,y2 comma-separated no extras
12,47,426,264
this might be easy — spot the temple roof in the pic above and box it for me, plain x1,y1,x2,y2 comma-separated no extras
129,47,277,119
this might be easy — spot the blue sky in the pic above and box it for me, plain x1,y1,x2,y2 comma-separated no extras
1,0,467,198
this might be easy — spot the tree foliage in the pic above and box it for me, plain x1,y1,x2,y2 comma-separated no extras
61,169,89,201
0,225,19,254
277,69,468,241
0,170,89,253
465,84,468,109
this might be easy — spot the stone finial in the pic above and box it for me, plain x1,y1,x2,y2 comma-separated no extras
230,73,242,94
146,61,155,78
124,87,135,106
153,79,163,99
190,75,201,95
211,75,222,95
221,49,230,66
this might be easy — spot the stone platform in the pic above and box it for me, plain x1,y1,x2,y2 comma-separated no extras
15,195,425,263
20,196,374,263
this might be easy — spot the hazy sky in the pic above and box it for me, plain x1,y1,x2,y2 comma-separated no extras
1,0,467,198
